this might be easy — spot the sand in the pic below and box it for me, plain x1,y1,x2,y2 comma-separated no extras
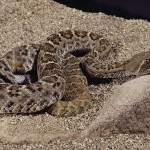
0,0,150,149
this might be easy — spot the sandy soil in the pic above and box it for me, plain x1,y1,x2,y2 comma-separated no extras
0,0,150,149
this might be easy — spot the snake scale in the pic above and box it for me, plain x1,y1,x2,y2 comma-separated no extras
0,30,150,117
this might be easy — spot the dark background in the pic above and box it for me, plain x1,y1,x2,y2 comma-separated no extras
54,0,150,21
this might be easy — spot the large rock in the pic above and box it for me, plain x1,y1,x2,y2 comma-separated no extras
79,75,150,139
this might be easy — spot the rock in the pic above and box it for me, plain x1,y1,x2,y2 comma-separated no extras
79,75,150,138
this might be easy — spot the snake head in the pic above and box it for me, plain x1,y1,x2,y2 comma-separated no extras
124,51,150,77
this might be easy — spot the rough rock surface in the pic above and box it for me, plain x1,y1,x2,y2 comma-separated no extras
79,75,150,139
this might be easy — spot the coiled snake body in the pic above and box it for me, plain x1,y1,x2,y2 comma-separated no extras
0,30,150,117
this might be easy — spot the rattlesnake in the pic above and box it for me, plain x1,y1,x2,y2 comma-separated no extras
0,30,150,117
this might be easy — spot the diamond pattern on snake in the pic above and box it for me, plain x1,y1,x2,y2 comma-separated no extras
0,30,149,117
